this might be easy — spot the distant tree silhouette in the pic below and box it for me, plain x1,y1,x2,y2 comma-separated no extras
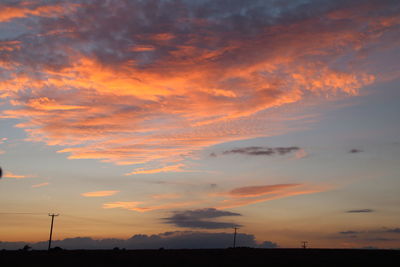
21,245,31,251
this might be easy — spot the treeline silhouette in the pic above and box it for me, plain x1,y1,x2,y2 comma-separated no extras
1,248,399,267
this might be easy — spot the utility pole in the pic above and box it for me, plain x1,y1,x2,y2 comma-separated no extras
48,213,59,251
233,227,238,248
301,241,308,249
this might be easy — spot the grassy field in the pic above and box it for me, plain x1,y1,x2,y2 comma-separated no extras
1,248,399,266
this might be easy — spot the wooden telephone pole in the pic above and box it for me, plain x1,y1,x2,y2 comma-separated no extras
233,227,238,248
48,213,59,250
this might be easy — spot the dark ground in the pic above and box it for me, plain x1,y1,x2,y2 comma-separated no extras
1,248,399,267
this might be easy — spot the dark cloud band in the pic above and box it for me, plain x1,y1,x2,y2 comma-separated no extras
163,208,241,229
346,209,374,213
213,146,300,157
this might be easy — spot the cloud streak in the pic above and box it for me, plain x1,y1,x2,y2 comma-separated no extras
3,171,33,179
219,146,300,157
125,164,186,175
227,184,301,198
215,183,331,209
31,182,49,188
81,190,119,197
346,209,374,213
103,200,198,213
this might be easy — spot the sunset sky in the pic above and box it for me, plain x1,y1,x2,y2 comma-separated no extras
0,0,399,249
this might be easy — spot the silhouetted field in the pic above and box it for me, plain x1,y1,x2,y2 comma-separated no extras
1,248,399,266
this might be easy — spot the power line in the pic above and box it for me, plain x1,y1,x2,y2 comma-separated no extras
0,212,141,227
0,212,47,215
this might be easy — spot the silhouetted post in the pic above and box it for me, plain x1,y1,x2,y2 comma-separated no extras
301,241,308,249
48,213,59,250
233,227,238,248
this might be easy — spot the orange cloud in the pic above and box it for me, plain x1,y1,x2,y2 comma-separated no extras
151,193,181,200
26,97,85,111
0,0,396,173
125,164,186,175
0,41,21,52
3,171,33,179
129,45,155,52
81,190,119,197
0,2,74,23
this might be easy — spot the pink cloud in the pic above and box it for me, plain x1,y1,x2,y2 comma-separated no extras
216,184,333,209
227,184,301,198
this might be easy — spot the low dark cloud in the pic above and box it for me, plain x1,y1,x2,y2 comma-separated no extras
215,146,300,157
336,227,400,243
259,241,278,248
364,237,396,242
0,231,277,250
360,246,379,250
349,149,363,153
339,231,360,235
163,208,241,229
346,209,374,213
386,228,400,233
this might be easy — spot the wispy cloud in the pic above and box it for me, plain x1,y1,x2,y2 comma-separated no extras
163,208,241,229
31,182,49,188
103,200,198,212
226,184,301,198
125,164,186,175
215,183,332,209
151,193,181,200
81,190,119,197
102,183,331,213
